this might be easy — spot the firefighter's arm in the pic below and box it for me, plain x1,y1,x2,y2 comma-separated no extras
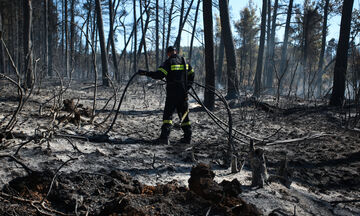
187,64,195,88
137,69,164,79
138,61,169,79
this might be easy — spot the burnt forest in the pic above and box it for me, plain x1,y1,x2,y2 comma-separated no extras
0,0,360,215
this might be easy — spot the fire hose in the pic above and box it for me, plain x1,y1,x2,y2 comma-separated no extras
104,72,243,153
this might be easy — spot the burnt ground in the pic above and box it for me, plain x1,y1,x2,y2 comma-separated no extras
0,78,359,215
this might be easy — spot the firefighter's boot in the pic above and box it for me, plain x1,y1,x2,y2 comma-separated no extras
154,124,171,145
180,125,192,144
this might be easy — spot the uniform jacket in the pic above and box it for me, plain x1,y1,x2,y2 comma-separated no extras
146,54,194,96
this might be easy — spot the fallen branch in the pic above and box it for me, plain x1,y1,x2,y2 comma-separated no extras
0,154,34,174
265,133,331,146
330,199,360,205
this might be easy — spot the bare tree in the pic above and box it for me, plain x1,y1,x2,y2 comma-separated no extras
0,10,2,39
95,0,110,86
137,0,150,71
265,0,278,89
161,0,166,63
316,0,330,95
254,0,267,97
44,0,49,77
0,10,4,74
203,0,215,109
175,0,185,51
155,0,159,67
165,0,175,52
133,0,137,73
189,0,201,63
330,0,354,106
264,0,271,87
108,0,120,82
216,34,225,86
174,0,195,51
70,0,75,71
24,0,34,89
64,0,70,77
279,0,294,91
219,0,238,98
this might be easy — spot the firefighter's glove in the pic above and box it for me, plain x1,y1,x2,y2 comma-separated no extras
137,69,148,76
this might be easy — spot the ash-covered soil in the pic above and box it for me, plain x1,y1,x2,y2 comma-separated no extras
0,78,359,215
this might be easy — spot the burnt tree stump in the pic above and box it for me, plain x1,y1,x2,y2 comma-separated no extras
249,139,268,187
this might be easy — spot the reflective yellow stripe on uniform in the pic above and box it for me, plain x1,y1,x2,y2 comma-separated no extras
171,65,185,71
181,121,191,127
163,120,173,124
158,67,168,75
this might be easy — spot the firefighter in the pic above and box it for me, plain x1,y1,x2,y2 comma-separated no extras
138,46,194,144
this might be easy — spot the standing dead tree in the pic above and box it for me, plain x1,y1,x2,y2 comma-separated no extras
24,0,34,89
108,0,120,82
95,0,110,87
219,0,238,99
330,0,354,106
254,0,267,97
203,0,215,110
0,10,2,39
189,0,201,63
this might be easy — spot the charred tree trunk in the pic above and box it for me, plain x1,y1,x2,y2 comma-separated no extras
216,34,224,86
219,0,238,98
254,0,267,97
89,5,96,79
24,0,34,89
133,0,137,72
165,0,175,52
161,0,166,63
61,0,65,64
0,10,2,39
330,0,354,106
95,0,110,86
266,0,278,89
174,0,185,51
0,10,4,74
264,0,271,87
189,0,201,63
174,0,195,51
108,0,120,82
155,0,159,67
48,0,55,77
44,0,49,77
279,0,293,91
316,0,329,96
70,0,75,72
84,0,91,79
137,0,150,71
64,0,69,77
203,0,215,109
